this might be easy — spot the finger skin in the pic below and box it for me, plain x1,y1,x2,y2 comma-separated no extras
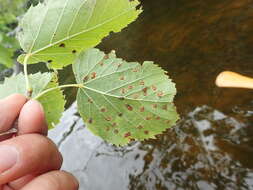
2,185,13,190
18,100,48,136
0,94,27,133
21,171,79,190
0,134,63,185
8,175,36,190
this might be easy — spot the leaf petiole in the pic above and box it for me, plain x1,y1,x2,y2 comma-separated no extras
33,84,84,100
23,54,32,97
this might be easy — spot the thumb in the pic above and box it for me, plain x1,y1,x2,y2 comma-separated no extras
0,94,27,133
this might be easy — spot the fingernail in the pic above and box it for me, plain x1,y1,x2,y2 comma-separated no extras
0,146,18,174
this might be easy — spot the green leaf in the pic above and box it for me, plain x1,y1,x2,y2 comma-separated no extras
17,0,142,69
1,33,20,50
0,0,25,26
0,44,13,68
0,32,20,68
0,72,66,129
73,48,179,146
37,74,66,129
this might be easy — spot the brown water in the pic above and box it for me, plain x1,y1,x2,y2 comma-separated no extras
49,0,253,189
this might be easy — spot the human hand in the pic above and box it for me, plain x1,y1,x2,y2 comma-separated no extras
0,94,79,190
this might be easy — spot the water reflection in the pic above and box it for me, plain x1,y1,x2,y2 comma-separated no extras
49,104,253,190
130,106,253,190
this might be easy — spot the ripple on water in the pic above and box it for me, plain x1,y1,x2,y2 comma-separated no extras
49,104,253,190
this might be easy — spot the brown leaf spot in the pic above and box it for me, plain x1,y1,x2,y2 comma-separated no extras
126,104,133,111
91,72,97,79
112,122,117,127
152,104,158,109
72,50,77,54
138,125,143,129
162,105,168,110
83,75,89,82
124,132,131,138
132,68,138,72
88,98,93,103
118,113,123,117
105,117,112,121
119,76,125,80
152,85,157,91
47,60,52,63
121,88,126,94
100,107,107,112
157,91,164,97
114,129,119,134
99,61,103,66
128,85,133,90
59,43,65,48
119,97,125,101
104,55,109,59
88,118,93,124
106,127,110,131
155,116,161,120
117,64,122,68
142,87,148,96
140,107,145,112
145,117,152,120
140,81,145,85
144,130,149,135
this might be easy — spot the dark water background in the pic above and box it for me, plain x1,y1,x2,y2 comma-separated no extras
49,0,253,189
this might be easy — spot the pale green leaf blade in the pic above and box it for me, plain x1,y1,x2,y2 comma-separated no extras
73,49,179,146
37,74,66,129
17,0,142,69
0,73,66,129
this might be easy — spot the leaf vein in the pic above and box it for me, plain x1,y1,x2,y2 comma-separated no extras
29,3,50,53
30,7,137,55
50,0,70,44
67,0,89,37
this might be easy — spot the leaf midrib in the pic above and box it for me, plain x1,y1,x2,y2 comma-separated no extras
28,7,137,55
82,86,170,103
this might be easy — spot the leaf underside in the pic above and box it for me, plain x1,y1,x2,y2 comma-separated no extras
0,73,66,129
17,0,142,69
73,48,179,146
36,74,66,129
